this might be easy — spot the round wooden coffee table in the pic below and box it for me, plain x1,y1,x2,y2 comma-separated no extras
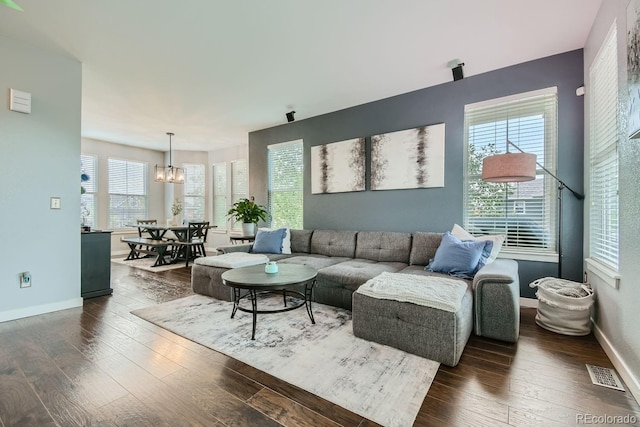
221,264,318,340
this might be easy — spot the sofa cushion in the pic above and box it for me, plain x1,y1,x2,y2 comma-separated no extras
278,254,349,270
310,230,357,257
398,265,472,286
409,232,443,265
290,229,313,253
251,228,287,254
317,259,407,292
355,231,412,263
426,232,493,279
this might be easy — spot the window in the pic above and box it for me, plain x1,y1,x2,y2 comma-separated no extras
463,88,558,256
212,162,227,228
183,163,206,222
108,158,147,229
589,24,619,271
268,140,303,229
230,159,248,230
80,154,97,228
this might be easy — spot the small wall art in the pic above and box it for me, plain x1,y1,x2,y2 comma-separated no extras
311,137,365,194
370,123,445,190
628,0,640,138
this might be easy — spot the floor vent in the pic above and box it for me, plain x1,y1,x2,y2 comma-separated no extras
586,364,625,391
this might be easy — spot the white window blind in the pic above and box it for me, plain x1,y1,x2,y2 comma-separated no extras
589,24,619,270
80,154,97,228
183,163,205,222
230,159,248,230
108,158,147,229
268,140,304,229
463,88,558,254
212,162,227,228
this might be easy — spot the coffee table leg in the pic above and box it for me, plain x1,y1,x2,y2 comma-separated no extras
231,288,240,319
250,289,257,340
304,280,316,324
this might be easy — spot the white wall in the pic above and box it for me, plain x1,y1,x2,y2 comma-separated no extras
0,36,82,321
584,0,640,402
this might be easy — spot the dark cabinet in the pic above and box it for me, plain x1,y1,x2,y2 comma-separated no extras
81,231,113,299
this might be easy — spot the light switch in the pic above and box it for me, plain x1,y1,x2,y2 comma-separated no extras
9,89,31,114
50,197,61,209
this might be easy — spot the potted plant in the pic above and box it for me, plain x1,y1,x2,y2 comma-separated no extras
227,196,268,236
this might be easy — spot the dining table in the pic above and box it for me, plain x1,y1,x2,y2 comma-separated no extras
126,223,217,266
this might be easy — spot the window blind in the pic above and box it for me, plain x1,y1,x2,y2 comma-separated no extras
80,154,97,228
589,24,619,270
268,140,303,229
212,162,227,228
183,163,205,222
108,158,147,229
230,159,248,230
463,87,558,254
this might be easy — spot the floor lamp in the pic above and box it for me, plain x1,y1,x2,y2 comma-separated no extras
481,141,584,278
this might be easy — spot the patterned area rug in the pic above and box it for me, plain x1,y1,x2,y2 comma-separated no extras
111,256,186,272
131,294,439,427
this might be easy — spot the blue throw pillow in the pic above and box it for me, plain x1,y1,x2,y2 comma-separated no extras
426,232,494,279
251,228,287,254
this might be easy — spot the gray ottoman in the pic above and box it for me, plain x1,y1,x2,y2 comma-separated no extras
352,273,473,367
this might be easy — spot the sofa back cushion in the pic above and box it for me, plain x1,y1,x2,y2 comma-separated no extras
290,229,313,253
410,232,443,265
355,231,412,263
310,230,357,257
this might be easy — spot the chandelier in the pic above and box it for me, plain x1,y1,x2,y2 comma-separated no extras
155,132,185,184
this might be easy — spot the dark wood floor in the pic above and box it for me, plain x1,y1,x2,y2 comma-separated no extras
1,263,638,426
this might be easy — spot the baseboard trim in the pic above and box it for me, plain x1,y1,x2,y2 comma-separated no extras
0,298,83,323
592,321,640,405
520,297,538,308
111,250,130,256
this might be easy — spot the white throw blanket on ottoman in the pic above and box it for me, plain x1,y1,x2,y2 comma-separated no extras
193,253,268,269
356,271,468,312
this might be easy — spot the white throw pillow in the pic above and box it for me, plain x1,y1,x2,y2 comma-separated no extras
258,227,291,254
451,224,504,264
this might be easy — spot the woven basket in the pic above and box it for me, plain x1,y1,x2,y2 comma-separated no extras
530,277,595,336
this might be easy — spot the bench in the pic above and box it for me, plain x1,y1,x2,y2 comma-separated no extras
122,237,172,267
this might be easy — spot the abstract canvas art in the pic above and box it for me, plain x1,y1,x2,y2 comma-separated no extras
311,137,365,194
628,0,640,138
371,123,445,190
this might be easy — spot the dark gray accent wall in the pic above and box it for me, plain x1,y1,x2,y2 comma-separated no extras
249,50,584,298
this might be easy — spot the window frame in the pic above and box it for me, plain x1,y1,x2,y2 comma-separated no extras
107,158,148,230
463,87,559,262
588,22,620,275
80,154,97,228
267,139,304,230
211,162,227,229
182,163,206,222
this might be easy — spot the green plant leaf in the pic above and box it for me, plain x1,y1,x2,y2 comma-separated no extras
1,0,24,11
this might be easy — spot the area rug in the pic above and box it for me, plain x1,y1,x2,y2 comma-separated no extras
131,294,439,427
111,257,186,272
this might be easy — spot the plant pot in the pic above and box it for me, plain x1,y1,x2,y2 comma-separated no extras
242,222,256,236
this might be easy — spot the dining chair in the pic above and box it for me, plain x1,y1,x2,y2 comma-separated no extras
136,219,158,256
187,221,209,259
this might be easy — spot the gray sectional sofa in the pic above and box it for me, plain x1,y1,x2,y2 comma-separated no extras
191,229,520,366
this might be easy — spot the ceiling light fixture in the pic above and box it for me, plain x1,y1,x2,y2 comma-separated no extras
155,132,185,184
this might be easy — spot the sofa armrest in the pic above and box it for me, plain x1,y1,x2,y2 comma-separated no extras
215,243,253,255
472,258,520,343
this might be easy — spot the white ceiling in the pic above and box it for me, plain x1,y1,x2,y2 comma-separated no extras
0,0,602,152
